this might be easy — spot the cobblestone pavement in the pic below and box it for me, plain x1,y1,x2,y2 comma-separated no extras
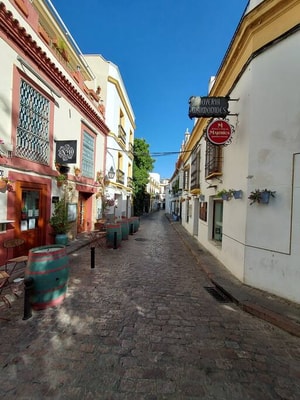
1,212,300,399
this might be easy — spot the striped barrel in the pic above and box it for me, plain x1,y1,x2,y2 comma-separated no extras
106,224,122,248
25,245,69,310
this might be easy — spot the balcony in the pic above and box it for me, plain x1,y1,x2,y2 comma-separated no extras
128,142,134,159
127,176,133,188
205,157,223,179
118,125,126,148
116,169,125,185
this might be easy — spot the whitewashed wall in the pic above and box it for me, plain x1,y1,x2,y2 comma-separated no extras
188,29,300,302
243,31,300,302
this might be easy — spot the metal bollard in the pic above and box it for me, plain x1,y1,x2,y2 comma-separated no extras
91,246,95,269
113,232,117,249
129,223,134,235
23,277,34,320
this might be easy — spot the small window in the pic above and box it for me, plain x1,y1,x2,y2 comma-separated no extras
82,131,95,178
183,169,189,191
205,142,222,178
191,147,200,190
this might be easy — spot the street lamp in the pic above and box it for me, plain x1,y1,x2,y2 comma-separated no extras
107,166,115,180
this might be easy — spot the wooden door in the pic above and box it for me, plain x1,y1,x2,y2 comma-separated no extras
15,181,47,252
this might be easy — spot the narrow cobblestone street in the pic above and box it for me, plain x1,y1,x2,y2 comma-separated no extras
1,212,300,399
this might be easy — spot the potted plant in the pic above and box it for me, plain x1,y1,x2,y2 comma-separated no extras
49,196,71,245
248,189,276,205
56,174,67,187
54,38,69,62
0,176,14,192
74,166,81,177
102,197,115,218
216,189,232,201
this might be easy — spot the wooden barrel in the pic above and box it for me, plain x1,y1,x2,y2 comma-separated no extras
120,219,129,240
106,224,122,248
25,245,69,310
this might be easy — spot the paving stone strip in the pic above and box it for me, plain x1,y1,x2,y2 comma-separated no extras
0,212,299,399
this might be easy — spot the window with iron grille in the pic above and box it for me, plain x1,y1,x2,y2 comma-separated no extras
82,131,95,178
16,80,50,164
183,169,189,191
205,141,222,178
191,147,200,190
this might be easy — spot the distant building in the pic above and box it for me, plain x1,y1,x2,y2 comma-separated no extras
84,54,136,221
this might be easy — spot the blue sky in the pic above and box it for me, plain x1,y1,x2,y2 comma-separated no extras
50,0,248,179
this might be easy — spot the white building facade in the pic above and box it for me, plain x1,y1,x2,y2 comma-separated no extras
178,0,300,303
84,55,135,221
0,0,134,265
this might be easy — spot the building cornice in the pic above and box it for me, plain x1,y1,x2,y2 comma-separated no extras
0,2,109,135
211,0,300,97
107,76,136,129
182,0,300,165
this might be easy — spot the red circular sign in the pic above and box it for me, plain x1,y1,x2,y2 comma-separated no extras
206,119,232,145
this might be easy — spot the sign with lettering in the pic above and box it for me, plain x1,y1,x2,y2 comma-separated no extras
188,96,229,118
55,140,77,164
206,119,232,145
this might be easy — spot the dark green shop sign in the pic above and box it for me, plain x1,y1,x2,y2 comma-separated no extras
188,96,229,118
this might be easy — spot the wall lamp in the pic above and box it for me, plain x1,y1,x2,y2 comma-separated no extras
106,166,115,180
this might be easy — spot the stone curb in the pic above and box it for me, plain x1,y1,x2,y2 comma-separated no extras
166,215,300,338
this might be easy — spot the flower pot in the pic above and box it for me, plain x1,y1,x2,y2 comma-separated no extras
222,193,230,201
0,183,7,193
55,233,68,245
120,219,129,240
233,190,242,199
260,191,270,204
59,165,70,174
0,181,7,192
106,224,122,249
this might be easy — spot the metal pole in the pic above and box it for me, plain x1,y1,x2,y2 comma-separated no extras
91,246,95,268
113,232,117,249
130,223,134,235
23,277,34,320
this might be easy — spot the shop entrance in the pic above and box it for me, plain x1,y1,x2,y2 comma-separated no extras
15,181,47,251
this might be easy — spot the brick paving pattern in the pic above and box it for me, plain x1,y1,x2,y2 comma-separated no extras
0,212,300,399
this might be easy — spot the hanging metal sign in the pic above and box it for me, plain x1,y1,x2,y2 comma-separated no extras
206,119,232,145
188,96,229,118
55,140,77,163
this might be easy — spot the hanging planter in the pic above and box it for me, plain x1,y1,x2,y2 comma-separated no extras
248,189,276,205
232,190,243,199
260,190,274,204
221,193,232,201
0,177,14,193
56,174,67,187
58,165,70,174
74,167,81,177
0,180,7,191
217,189,232,201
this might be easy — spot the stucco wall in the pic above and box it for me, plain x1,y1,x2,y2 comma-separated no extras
243,31,300,302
